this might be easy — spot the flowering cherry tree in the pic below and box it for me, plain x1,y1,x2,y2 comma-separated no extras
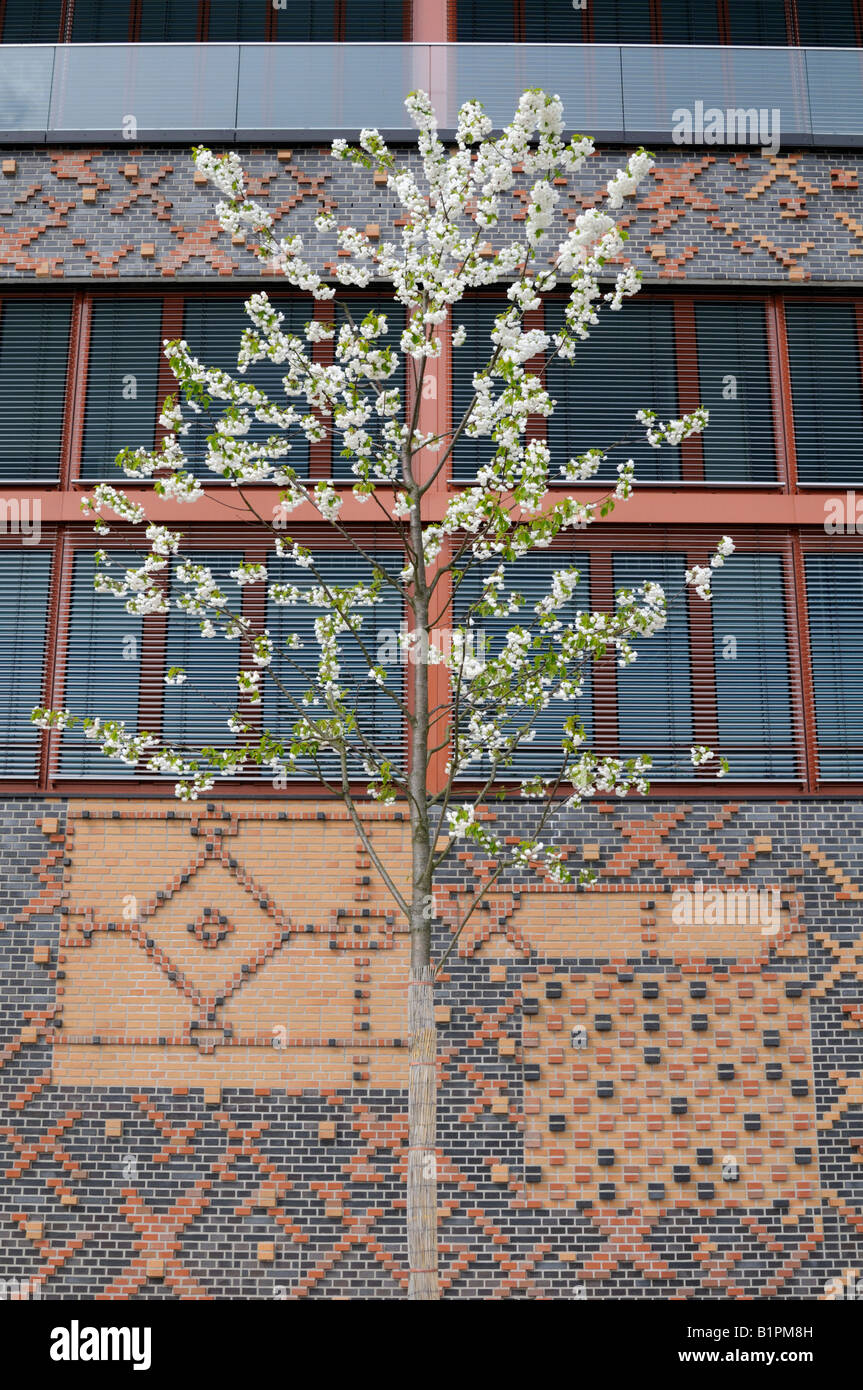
32,89,733,1301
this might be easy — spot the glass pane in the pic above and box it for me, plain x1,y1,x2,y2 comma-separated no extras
272,0,335,40
238,42,417,131
545,300,680,482
725,0,790,44
805,554,863,780
593,0,652,43
445,43,623,134
807,49,863,143
1,0,62,42
453,551,593,780
332,297,406,481
615,552,693,778
0,45,54,131
49,44,238,137
797,0,859,45
660,0,720,43
59,549,144,776
786,302,863,484
0,550,52,777
71,0,133,41
207,0,268,40
162,552,244,750
81,299,162,479
180,297,313,479
265,550,405,778
622,45,808,143
457,0,516,41
712,553,796,780
344,0,404,40
0,298,71,480
139,0,200,41
695,302,776,482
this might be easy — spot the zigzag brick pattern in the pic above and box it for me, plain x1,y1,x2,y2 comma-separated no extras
0,797,860,1298
0,147,861,282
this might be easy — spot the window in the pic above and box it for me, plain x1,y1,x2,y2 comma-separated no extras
545,300,679,483
617,549,796,781
797,0,860,43
0,0,407,43
724,0,790,44
70,0,132,41
451,296,776,484
80,299,163,479
162,552,244,750
694,302,775,483
591,0,653,42
452,551,593,778
265,549,405,778
450,298,511,483
59,549,144,776
805,553,863,780
332,298,406,482
343,0,404,39
138,0,201,41
785,303,863,485
0,298,72,481
178,297,314,478
0,549,52,777
452,0,860,43
710,552,796,780
0,0,63,42
660,0,720,42
615,552,693,778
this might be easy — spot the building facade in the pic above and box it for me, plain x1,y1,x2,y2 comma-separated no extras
0,0,861,1299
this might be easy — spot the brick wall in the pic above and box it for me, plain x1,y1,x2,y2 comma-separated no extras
0,795,860,1298
0,145,860,283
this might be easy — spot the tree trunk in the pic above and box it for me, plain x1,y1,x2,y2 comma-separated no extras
405,438,439,1299
407,958,438,1300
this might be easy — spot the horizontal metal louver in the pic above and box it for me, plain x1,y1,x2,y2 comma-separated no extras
0,0,406,42
265,549,405,779
694,302,776,483
180,297,314,479
615,552,694,778
204,0,265,39
452,297,776,484
138,0,202,42
452,550,593,780
724,0,789,42
804,553,863,780
796,0,860,43
0,549,52,777
80,298,163,479
343,0,405,39
785,303,863,485
452,0,851,43
545,301,680,484
658,0,719,43
590,0,653,43
332,298,406,482
70,0,131,41
0,0,62,42
58,549,145,777
450,298,510,482
710,553,797,780
162,551,245,753
0,298,71,482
